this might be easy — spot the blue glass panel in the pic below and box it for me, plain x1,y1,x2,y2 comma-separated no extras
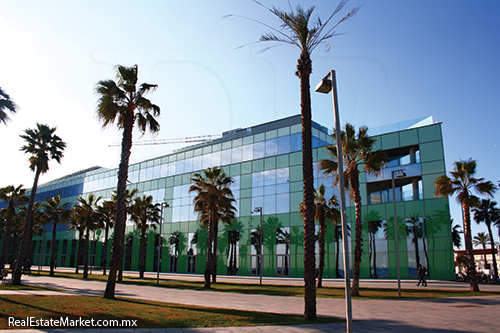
266,138,278,157
254,141,265,159
290,133,302,152
278,136,291,155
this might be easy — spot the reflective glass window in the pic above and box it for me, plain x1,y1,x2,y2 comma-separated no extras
212,151,221,166
221,149,232,165
252,171,264,187
266,138,278,157
184,158,193,173
253,187,264,196
264,185,276,195
264,170,276,186
276,193,289,214
231,146,243,164
168,162,176,176
254,141,265,159
202,154,212,169
140,168,146,182
153,165,161,179
176,160,184,174
192,156,202,171
277,136,291,155
290,133,302,152
277,183,288,194
263,195,276,214
160,164,168,178
277,167,289,184
242,144,253,161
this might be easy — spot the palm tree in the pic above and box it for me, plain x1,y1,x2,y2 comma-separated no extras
473,199,500,281
41,195,71,276
74,194,102,279
96,65,161,299
473,232,491,271
0,87,18,126
129,195,161,279
96,199,115,275
406,217,425,274
68,209,85,274
434,159,497,292
12,124,66,285
320,123,388,296
237,0,361,320
189,167,236,288
300,185,340,287
368,220,383,278
0,185,28,268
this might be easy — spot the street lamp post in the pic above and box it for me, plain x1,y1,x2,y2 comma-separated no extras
315,70,352,333
391,169,406,298
157,201,169,285
253,207,263,285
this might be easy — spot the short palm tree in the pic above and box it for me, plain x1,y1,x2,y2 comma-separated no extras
473,232,491,271
0,185,28,268
96,65,161,299
434,159,496,292
473,199,500,281
74,194,102,279
13,124,66,285
368,220,384,278
0,86,18,126
41,195,71,276
96,199,115,275
237,0,361,320
300,185,340,287
129,195,161,279
320,123,388,296
189,167,236,289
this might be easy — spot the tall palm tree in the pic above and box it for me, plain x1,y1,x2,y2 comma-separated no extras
473,199,500,281
473,232,491,271
129,195,161,279
74,194,102,279
96,199,115,275
41,195,71,276
189,167,236,289
12,124,66,285
238,0,361,320
0,185,28,268
300,185,340,287
320,123,387,296
434,159,496,292
96,65,161,299
0,87,18,126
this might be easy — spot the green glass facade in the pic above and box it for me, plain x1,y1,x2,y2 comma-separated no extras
24,115,454,280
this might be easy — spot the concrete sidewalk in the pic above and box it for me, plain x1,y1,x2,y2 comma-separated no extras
2,273,500,332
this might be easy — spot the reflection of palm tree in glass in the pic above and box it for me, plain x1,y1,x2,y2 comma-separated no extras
276,227,290,275
228,230,240,275
406,217,425,271
251,227,262,275
334,223,350,278
368,220,383,278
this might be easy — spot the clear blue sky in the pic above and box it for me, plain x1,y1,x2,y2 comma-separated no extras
1,0,499,248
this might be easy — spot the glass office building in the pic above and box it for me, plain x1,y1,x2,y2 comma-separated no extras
22,114,454,279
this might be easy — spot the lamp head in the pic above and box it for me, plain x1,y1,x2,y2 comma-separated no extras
315,77,332,94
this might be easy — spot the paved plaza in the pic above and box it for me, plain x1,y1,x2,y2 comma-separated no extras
2,268,500,332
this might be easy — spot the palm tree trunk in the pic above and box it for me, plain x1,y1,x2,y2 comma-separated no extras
369,233,373,278
486,223,498,281
139,227,146,279
336,233,341,278
83,227,90,279
104,116,133,299
212,221,218,283
12,167,41,285
350,167,363,296
0,215,13,268
204,214,214,289
102,224,109,275
482,245,488,267
463,202,479,292
50,223,57,276
317,213,326,288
